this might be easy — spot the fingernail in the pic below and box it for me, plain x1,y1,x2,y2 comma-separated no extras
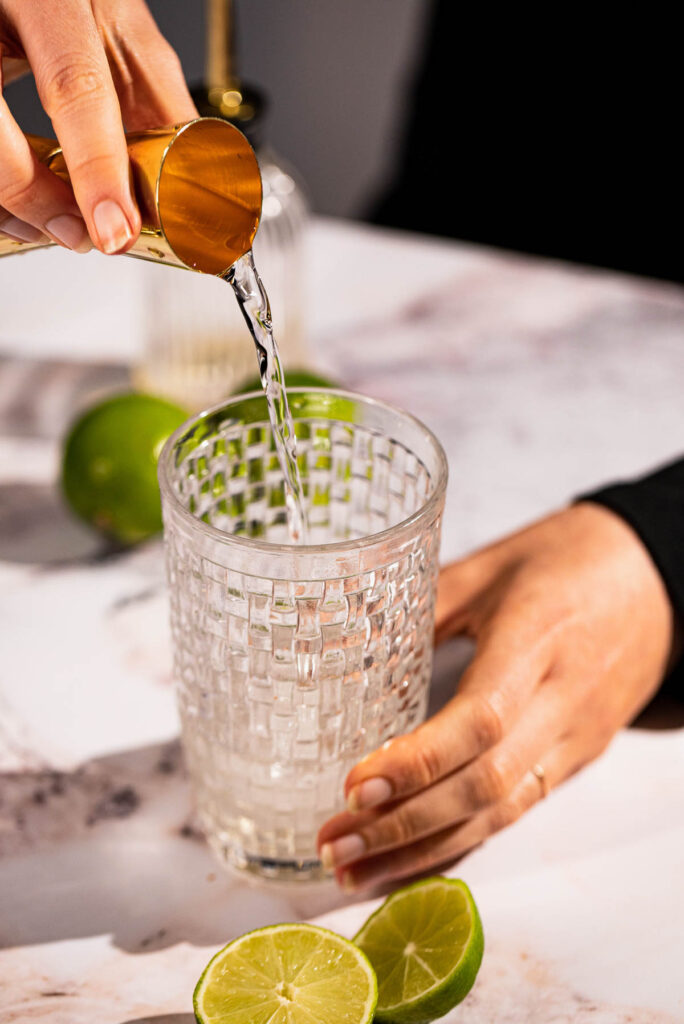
0,216,45,243
320,843,335,871
340,871,357,893
321,833,366,870
92,199,133,254
347,777,393,813
46,214,92,254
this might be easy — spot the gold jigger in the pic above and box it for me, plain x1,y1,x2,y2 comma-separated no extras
0,117,262,275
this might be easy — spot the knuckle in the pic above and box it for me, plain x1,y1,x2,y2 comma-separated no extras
365,805,415,850
490,796,522,832
0,170,40,213
576,696,613,747
133,25,184,77
41,56,108,114
410,738,444,789
471,694,505,750
157,39,184,75
469,757,510,807
391,804,421,845
66,150,116,179
412,852,441,879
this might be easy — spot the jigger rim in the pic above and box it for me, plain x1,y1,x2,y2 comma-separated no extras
155,116,262,274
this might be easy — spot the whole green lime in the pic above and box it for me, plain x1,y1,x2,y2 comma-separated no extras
61,392,188,545
237,368,340,393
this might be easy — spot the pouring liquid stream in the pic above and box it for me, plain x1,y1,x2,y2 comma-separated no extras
223,251,308,543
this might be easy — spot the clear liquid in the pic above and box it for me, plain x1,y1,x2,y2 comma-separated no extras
223,251,308,543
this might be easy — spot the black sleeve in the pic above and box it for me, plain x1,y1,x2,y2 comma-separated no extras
582,458,684,623
581,458,684,698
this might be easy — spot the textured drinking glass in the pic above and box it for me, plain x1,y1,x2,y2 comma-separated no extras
158,389,448,880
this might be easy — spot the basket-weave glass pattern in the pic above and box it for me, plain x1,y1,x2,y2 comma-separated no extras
159,389,447,879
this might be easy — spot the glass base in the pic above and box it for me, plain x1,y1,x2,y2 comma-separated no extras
213,839,331,882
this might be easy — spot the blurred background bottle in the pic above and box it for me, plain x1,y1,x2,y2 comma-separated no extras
134,0,308,412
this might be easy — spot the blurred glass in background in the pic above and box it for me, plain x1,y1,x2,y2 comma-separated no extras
135,0,309,410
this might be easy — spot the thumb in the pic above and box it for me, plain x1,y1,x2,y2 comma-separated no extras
434,552,498,645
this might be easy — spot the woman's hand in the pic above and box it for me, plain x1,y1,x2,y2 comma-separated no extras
318,502,675,891
0,0,196,253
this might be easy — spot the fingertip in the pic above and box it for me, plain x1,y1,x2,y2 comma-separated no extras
344,741,389,794
119,197,141,253
91,198,138,254
320,843,335,872
346,776,394,812
127,197,142,236
45,213,93,254
338,869,357,893
316,823,329,852
346,788,361,814
0,216,47,244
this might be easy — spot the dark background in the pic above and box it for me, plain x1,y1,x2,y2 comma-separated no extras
6,1,680,283
6,0,429,219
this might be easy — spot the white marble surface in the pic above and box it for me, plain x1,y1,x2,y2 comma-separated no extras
1,219,684,1023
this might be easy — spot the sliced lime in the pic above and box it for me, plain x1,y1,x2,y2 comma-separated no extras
354,877,484,1023
194,922,378,1024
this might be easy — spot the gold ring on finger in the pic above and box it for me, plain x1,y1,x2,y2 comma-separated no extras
531,763,549,798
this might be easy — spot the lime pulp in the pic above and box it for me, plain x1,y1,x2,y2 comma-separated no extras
194,922,378,1024
354,877,484,1024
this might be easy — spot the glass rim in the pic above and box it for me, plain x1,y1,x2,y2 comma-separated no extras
158,387,449,556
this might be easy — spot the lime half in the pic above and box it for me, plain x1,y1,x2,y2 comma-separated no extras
354,877,484,1024
194,923,378,1024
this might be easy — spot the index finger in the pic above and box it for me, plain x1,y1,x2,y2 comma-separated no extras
344,604,553,811
13,0,140,253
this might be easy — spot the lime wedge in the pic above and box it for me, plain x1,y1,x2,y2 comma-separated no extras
194,923,378,1024
354,877,484,1023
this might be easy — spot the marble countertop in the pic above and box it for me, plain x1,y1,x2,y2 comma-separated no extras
1,219,684,1023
